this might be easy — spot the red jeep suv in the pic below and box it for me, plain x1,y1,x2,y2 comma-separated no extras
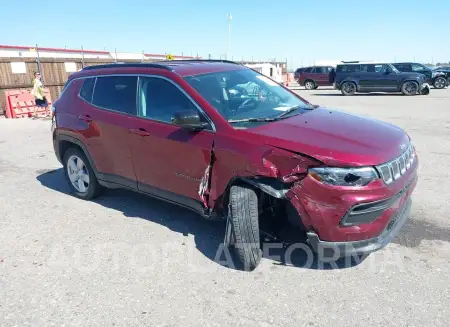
296,66,335,90
52,60,418,270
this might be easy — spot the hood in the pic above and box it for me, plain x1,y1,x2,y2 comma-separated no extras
249,108,410,167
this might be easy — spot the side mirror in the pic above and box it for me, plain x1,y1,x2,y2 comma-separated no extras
384,68,390,74
171,110,208,131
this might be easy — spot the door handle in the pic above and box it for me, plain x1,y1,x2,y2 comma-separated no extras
130,128,150,137
79,114,92,122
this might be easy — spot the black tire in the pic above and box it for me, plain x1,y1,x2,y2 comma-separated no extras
228,185,262,271
433,76,446,89
341,81,356,96
63,147,102,200
304,80,315,90
401,81,419,96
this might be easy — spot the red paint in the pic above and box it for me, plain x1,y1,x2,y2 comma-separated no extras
53,61,418,245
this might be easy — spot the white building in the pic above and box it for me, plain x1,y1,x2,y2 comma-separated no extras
0,44,196,61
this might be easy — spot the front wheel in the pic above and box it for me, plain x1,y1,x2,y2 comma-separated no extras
401,81,419,96
433,76,446,89
227,185,262,271
341,82,356,96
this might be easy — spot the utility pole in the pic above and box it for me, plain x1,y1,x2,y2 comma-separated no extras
35,44,43,83
227,13,232,60
81,46,85,68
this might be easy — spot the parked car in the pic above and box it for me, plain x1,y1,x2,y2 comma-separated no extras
296,66,335,89
52,60,418,270
335,61,430,96
433,67,450,86
392,62,448,89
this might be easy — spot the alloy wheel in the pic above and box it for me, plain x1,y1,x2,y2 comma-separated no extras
305,81,315,90
343,82,355,94
67,155,90,193
434,77,446,89
404,82,418,95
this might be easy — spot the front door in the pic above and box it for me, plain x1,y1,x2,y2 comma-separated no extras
128,76,215,210
371,64,398,91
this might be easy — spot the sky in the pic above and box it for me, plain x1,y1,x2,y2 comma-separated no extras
1,0,449,69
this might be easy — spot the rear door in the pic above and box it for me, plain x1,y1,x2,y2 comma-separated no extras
128,76,215,207
79,75,138,188
310,66,329,85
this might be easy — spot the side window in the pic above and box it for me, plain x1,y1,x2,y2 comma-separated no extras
138,77,211,128
79,78,95,103
360,65,369,72
311,67,324,74
304,67,313,73
341,65,360,73
92,76,138,115
411,64,427,73
374,64,385,73
395,64,410,72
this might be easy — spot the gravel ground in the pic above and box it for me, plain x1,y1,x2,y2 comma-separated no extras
1,88,449,327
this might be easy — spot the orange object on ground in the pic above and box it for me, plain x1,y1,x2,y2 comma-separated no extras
4,88,52,118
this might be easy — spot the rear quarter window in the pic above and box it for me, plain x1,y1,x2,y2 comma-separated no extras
337,65,361,73
79,78,96,103
91,76,138,115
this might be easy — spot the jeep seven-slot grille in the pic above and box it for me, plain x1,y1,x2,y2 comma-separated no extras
376,145,415,185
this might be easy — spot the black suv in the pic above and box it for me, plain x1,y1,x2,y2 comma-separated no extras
335,61,429,96
392,62,448,89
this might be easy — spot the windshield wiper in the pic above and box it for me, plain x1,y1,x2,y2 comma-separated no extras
228,104,317,124
274,105,306,119
228,117,276,123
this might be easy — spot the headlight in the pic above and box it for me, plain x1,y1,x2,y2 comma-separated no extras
432,72,437,78
308,167,379,187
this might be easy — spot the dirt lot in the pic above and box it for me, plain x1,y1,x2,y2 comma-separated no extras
1,88,449,327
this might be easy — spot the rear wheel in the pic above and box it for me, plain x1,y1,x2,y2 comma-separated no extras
228,185,262,271
401,81,419,96
304,80,315,90
433,76,446,89
63,147,102,200
341,82,356,96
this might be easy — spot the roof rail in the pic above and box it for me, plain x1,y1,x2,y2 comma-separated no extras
159,59,241,65
82,62,174,71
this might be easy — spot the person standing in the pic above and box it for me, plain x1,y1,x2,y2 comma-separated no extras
31,72,49,117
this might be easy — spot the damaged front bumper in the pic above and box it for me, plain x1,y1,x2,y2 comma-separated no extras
306,198,411,258
284,166,417,258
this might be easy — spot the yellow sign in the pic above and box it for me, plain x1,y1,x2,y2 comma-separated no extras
166,54,174,60
29,48,36,52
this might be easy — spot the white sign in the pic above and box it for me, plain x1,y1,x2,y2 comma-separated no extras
11,62,26,74
64,62,77,73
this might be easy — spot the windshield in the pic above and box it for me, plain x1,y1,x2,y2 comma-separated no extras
184,68,312,127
